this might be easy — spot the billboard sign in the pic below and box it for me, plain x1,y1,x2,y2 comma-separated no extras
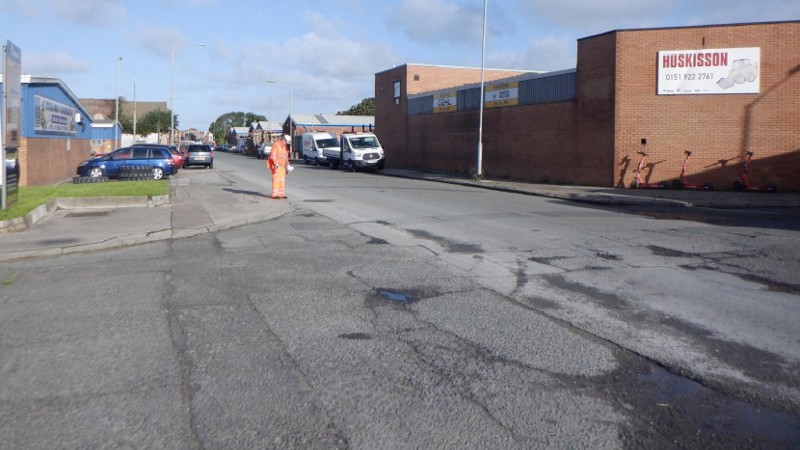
485,82,518,108
658,47,760,95
3,40,21,210
34,95,78,135
433,91,457,113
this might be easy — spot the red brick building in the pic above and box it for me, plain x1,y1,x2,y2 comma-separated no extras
376,21,800,191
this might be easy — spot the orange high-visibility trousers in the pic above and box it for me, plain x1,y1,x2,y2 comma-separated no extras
270,168,286,198
267,139,289,198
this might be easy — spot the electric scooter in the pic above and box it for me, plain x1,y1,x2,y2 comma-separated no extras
733,151,777,193
672,150,713,190
630,151,668,189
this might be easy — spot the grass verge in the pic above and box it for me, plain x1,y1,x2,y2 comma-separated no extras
0,180,169,221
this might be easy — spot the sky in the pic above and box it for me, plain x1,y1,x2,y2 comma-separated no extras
1,0,798,132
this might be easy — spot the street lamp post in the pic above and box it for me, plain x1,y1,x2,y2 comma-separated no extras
266,79,293,156
476,0,488,179
133,78,137,138
115,56,122,150
170,43,206,145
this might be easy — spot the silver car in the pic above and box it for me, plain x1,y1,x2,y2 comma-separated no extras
257,142,272,159
184,144,214,169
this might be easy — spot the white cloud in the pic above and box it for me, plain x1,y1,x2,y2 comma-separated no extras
489,35,577,72
516,0,671,34
132,26,189,59
25,51,89,75
286,32,396,78
680,0,800,26
0,0,40,16
387,0,484,45
48,0,127,26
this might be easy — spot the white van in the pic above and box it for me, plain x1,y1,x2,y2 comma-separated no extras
302,132,339,165
328,132,385,171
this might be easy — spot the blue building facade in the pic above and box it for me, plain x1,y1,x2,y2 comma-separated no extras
1,75,119,185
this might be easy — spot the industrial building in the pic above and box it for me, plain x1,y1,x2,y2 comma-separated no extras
375,21,799,191
0,75,117,186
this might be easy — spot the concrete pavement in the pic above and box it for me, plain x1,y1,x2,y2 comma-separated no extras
0,169,294,262
1,166,798,262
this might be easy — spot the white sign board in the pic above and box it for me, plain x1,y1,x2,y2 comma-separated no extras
34,95,78,134
658,47,760,95
485,82,519,108
433,91,457,113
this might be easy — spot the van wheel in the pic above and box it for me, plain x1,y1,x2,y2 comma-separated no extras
349,160,357,172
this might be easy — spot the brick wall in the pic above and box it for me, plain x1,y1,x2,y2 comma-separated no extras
80,98,115,120
574,32,618,186
377,23,800,191
376,64,531,173
375,66,408,169
20,138,93,186
402,65,530,95
612,22,800,190
405,102,577,181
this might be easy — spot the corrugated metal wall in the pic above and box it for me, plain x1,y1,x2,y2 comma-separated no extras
407,70,576,116
519,71,576,104
408,95,433,115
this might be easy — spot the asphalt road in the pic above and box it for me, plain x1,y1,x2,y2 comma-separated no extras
1,151,798,449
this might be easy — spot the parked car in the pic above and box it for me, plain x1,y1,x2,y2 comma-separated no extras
218,144,231,152
168,146,184,169
133,143,183,170
77,145,176,180
257,142,272,159
185,144,214,169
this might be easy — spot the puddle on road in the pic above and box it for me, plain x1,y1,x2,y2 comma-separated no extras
378,290,412,303
338,332,372,340
38,238,80,245
648,245,695,258
367,288,443,308
637,364,800,446
66,211,110,218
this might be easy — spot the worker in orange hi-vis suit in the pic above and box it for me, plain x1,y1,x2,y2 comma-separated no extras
267,136,290,199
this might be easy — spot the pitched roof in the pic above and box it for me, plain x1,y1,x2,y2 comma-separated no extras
289,113,374,127
253,120,283,132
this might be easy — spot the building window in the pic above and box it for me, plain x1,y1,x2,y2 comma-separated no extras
393,80,401,105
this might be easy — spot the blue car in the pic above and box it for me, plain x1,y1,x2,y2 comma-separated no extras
77,146,177,180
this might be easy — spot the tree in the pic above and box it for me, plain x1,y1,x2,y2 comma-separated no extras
115,97,134,134
337,97,375,116
137,109,176,137
119,113,134,134
208,112,266,145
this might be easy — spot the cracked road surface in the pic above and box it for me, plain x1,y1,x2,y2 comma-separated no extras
1,156,798,449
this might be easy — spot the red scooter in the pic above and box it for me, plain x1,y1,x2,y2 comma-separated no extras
672,150,713,190
630,151,668,189
733,151,777,193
